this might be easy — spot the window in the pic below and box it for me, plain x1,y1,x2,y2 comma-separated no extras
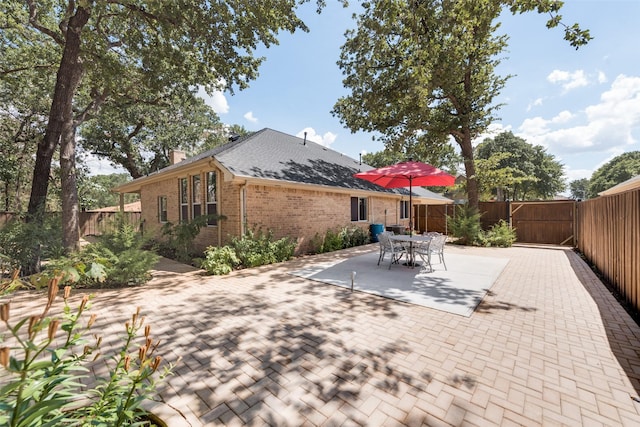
400,200,410,220
192,174,202,219
179,178,188,222
206,171,217,226
350,196,368,222
158,196,167,223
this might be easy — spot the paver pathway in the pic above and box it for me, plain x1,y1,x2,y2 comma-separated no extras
5,244,640,426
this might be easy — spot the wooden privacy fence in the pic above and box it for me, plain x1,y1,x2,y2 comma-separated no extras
414,204,452,234
414,201,576,245
576,189,640,315
0,211,142,237
79,211,142,236
479,200,576,245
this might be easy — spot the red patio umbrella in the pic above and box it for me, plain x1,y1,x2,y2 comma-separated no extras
354,160,455,236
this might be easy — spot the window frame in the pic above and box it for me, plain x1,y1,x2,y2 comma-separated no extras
179,178,188,222
158,196,168,223
191,174,202,219
400,200,410,220
206,171,217,226
350,196,368,222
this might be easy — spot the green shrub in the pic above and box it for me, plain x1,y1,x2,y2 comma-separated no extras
199,246,241,275
0,213,64,275
480,219,517,247
40,249,110,288
41,219,158,288
155,214,226,263
231,228,295,268
0,278,173,426
320,229,343,253
447,204,483,246
313,226,371,254
340,226,370,248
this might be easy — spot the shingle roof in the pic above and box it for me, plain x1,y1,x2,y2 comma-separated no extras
115,128,451,203
213,129,450,202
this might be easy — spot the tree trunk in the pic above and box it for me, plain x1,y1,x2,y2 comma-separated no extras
26,6,90,252
459,131,479,211
60,125,80,252
27,7,90,218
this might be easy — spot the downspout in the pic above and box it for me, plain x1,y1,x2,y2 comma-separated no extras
240,181,247,237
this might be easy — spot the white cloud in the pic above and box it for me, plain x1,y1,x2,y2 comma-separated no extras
564,168,593,183
472,123,512,146
197,85,229,114
526,97,544,111
598,71,608,84
547,69,589,92
243,111,258,123
517,75,640,155
551,110,573,124
296,127,337,148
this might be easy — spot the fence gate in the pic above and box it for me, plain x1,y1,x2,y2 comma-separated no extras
509,201,575,245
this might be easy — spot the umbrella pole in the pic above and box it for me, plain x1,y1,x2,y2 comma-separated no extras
409,178,413,237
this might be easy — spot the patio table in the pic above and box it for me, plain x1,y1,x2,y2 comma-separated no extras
389,234,433,268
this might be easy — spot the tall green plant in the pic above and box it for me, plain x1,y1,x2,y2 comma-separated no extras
231,227,295,268
479,219,517,247
312,226,371,254
199,246,240,276
40,214,158,288
0,213,64,275
159,215,224,263
0,278,173,426
447,204,483,246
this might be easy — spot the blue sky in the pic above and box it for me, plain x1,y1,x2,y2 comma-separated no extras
198,0,640,186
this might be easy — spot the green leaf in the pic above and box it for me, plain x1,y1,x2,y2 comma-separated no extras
60,265,81,283
85,262,108,282
15,399,68,427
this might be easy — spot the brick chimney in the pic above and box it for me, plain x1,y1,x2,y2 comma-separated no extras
169,150,186,165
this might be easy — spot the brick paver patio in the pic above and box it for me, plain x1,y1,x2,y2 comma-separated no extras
6,244,640,426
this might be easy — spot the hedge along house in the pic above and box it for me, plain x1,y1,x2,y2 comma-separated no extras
112,128,453,254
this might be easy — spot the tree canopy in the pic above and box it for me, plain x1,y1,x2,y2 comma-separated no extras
80,87,229,179
332,0,589,210
475,131,565,200
569,178,589,200
1,0,340,250
78,173,138,210
588,151,640,198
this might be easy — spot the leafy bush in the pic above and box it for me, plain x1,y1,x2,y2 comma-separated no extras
312,225,371,254
340,226,370,248
0,278,173,426
198,246,241,275
0,213,64,275
38,249,109,288
157,217,207,263
479,219,517,247
230,228,295,269
40,218,158,288
317,229,343,253
447,204,483,246
156,214,225,263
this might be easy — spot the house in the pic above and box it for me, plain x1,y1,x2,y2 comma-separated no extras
112,128,453,253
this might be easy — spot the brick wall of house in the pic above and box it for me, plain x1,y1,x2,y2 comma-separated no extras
139,179,175,237
138,170,410,255
244,184,407,253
